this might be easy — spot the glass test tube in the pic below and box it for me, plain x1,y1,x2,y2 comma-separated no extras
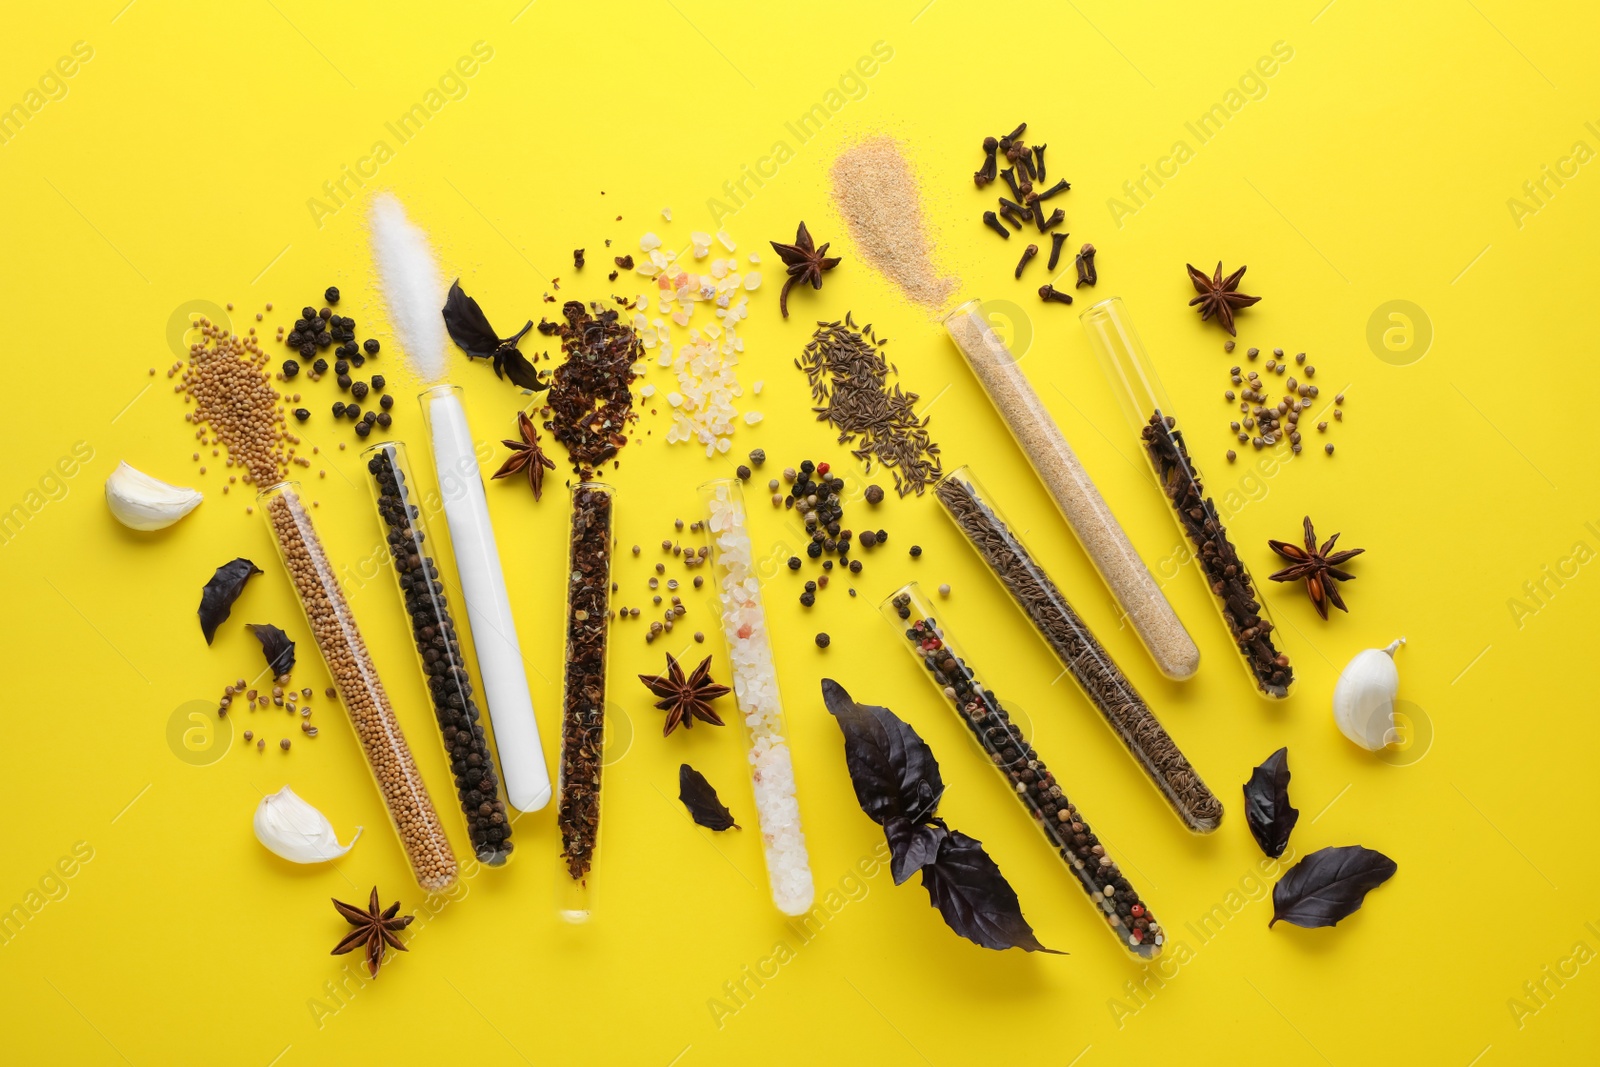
942,298,1200,681
933,466,1223,833
1080,297,1293,699
259,480,459,890
363,442,513,865
699,478,815,916
556,483,615,922
884,583,1164,958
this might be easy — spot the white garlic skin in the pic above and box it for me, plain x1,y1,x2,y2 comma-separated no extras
253,786,361,864
1332,638,1405,751
105,461,203,530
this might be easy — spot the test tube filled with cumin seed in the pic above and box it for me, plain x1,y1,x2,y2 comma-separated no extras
1080,297,1293,699
933,467,1222,833
942,299,1200,681
259,480,460,890
884,583,1165,957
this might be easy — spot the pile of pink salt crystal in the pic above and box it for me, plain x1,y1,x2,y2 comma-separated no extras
629,227,765,457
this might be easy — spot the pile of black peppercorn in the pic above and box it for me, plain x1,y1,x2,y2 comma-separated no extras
280,285,392,438
781,459,891,605
369,446,511,865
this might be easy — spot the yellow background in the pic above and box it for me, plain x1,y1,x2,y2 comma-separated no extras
2,1,1597,1063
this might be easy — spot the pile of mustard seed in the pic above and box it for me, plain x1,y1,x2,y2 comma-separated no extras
177,317,296,492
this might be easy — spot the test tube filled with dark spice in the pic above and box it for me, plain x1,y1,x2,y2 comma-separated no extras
1080,297,1293,699
363,442,513,866
258,480,460,890
883,583,1163,958
933,466,1223,833
556,482,614,922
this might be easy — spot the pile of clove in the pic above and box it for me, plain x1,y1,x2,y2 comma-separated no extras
973,122,1097,303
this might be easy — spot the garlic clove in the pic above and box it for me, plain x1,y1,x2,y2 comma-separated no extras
1332,638,1405,751
253,785,361,864
105,461,203,530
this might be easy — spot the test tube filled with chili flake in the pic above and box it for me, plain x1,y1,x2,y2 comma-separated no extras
1080,297,1293,699
883,583,1164,959
555,482,615,922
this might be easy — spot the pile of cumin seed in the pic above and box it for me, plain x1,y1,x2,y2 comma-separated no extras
797,313,942,497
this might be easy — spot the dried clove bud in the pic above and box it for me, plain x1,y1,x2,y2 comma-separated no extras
1038,284,1075,305
1033,144,1047,183
982,211,1011,239
1015,243,1039,279
1036,178,1071,201
1075,243,1098,288
1047,232,1070,271
974,137,999,187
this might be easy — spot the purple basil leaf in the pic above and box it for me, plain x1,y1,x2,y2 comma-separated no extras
678,764,739,831
497,345,549,392
1271,845,1397,929
1243,746,1298,858
245,623,296,677
442,279,502,358
198,558,262,645
918,831,1063,953
885,817,946,885
821,678,944,826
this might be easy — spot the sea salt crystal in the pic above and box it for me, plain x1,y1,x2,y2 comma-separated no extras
661,207,673,221
753,380,763,395
640,232,663,251
748,251,761,264
640,384,656,398
717,230,736,251
744,412,763,425
667,392,683,407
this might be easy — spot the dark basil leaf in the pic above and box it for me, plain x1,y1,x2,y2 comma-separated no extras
678,764,739,831
442,279,501,358
245,623,296,676
198,558,262,644
1243,747,1298,858
884,817,946,885
918,831,1063,953
497,344,549,392
821,678,943,826
1271,845,1397,929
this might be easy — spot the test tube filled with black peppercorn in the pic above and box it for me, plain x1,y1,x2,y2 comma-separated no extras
556,482,614,922
1080,297,1293,699
882,583,1163,958
363,443,513,865
934,466,1223,833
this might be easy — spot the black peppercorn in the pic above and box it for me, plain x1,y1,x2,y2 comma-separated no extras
876,530,888,544
356,421,371,438
909,545,922,557
815,633,830,648
282,359,299,378
345,404,360,421
332,401,346,417
380,394,394,410
301,306,317,321
787,556,801,570
736,464,751,480
334,359,349,376
351,381,369,401
364,338,380,355
336,374,352,390
849,559,862,574
377,411,392,428
324,286,340,304
799,459,814,474
804,580,817,593
371,375,385,391
294,408,310,422
799,591,815,607
298,343,315,358
312,358,328,374
806,542,822,558
318,307,332,321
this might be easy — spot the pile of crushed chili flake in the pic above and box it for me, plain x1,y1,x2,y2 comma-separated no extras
538,300,643,479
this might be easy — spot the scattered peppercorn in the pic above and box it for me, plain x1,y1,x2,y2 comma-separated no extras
332,402,346,417
815,633,831,648
848,559,863,574
371,375,385,391
865,485,884,505
736,464,751,480
351,381,369,401
799,591,815,607
324,286,340,305
380,394,394,410
909,545,922,557
282,359,300,379
787,556,801,570
364,338,380,355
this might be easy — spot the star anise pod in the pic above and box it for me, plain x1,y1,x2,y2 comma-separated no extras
330,887,413,978
638,653,731,736
491,411,556,501
1186,261,1261,336
1267,516,1365,619
770,222,841,319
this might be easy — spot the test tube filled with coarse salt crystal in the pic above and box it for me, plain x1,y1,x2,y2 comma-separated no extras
555,483,615,923
942,299,1201,682
418,384,552,813
883,583,1164,958
699,478,815,916
1080,297,1294,699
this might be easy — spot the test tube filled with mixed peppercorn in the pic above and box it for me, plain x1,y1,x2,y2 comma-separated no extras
883,582,1163,958
1080,297,1293,699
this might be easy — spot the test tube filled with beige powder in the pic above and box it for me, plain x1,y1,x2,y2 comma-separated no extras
942,300,1200,680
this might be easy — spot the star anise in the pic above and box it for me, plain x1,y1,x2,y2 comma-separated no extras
491,411,556,501
1186,261,1261,336
770,222,841,319
330,887,413,978
638,653,731,736
1267,516,1365,619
